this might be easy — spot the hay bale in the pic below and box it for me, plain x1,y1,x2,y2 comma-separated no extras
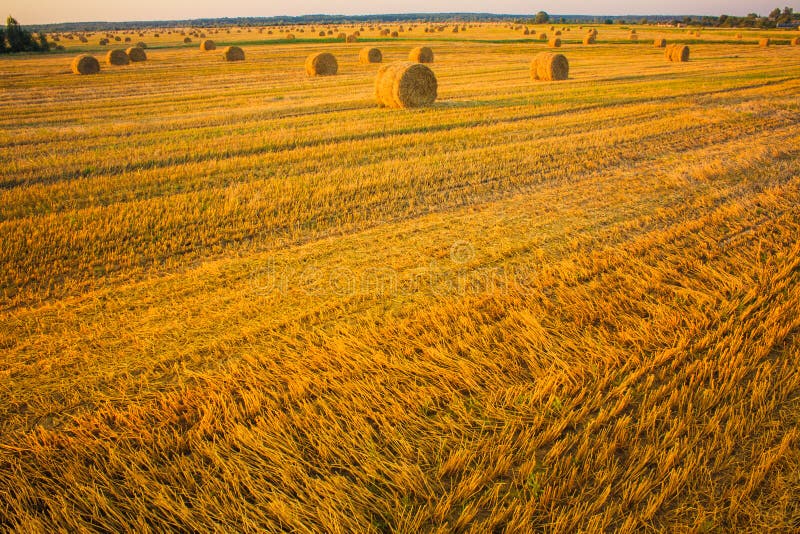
665,44,689,62
184,37,192,43
359,47,382,63
736,33,743,39
136,41,147,48
305,52,338,76
99,38,109,45
319,31,326,37
337,32,347,40
126,47,147,62
531,52,569,81
346,34,358,43
106,49,130,65
408,46,434,63
654,37,666,48
629,33,639,41
554,30,562,36
548,37,562,48
538,32,548,40
375,61,437,108
390,31,399,38
286,33,296,40
759,37,770,47
124,37,131,43
792,37,800,46
71,54,100,75
583,34,596,45
222,46,245,61
200,39,216,51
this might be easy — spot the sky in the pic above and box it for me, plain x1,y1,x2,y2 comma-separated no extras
5,1,798,25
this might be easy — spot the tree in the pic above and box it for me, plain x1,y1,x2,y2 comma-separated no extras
534,11,549,24
38,32,49,51
768,7,781,19
0,28,6,53
6,15,41,52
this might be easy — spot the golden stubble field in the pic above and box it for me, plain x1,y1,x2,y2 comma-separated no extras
2,21,800,532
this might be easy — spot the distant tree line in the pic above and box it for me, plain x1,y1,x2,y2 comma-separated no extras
0,16,49,53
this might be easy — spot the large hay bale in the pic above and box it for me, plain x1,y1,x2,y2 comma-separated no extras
346,34,358,43
548,37,562,48
71,54,100,75
136,41,147,48
654,37,666,47
530,52,569,81
223,46,245,61
759,37,770,47
359,47,382,64
126,47,147,62
409,46,434,63
200,39,216,51
106,49,130,65
375,61,437,108
583,34,596,44
305,52,338,76
665,44,689,62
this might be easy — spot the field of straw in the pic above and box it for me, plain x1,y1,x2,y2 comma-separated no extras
2,22,800,532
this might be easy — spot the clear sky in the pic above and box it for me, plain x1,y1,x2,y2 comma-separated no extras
5,1,798,25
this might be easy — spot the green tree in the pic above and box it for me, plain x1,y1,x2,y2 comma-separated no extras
768,7,781,19
6,15,40,52
534,11,549,24
0,27,6,53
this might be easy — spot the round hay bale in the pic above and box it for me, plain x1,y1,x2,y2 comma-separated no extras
126,47,147,62
286,33,296,40
759,37,770,47
106,49,130,65
554,30,562,36
531,52,569,81
99,38,109,45
359,47,382,64
200,39,216,51
71,54,100,75
538,32,548,40
629,33,639,41
408,46,434,63
654,37,666,47
124,37,131,43
305,52,338,76
184,37,192,43
390,31,399,38
113,36,121,42
523,28,530,35
548,37,562,48
319,31,326,37
583,34,596,45
223,46,245,61
346,34,358,43
665,44,689,62
136,41,147,48
375,61,437,109
452,25,459,33
337,32,347,40
792,37,800,46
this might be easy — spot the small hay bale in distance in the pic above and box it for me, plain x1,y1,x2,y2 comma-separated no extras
223,46,245,61
337,32,347,40
554,30,562,36
665,44,689,62
654,37,667,48
408,46,434,63
792,37,800,46
359,47,382,64
200,39,216,51
319,31,326,37
629,33,639,41
126,47,147,62
286,33,296,40
390,31,399,38
538,32,548,40
305,52,338,76
136,41,147,48
374,61,437,109
531,52,569,81
106,49,130,65
346,34,358,43
759,38,770,47
583,34,596,45
71,54,100,75
183,37,192,43
548,37,562,48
